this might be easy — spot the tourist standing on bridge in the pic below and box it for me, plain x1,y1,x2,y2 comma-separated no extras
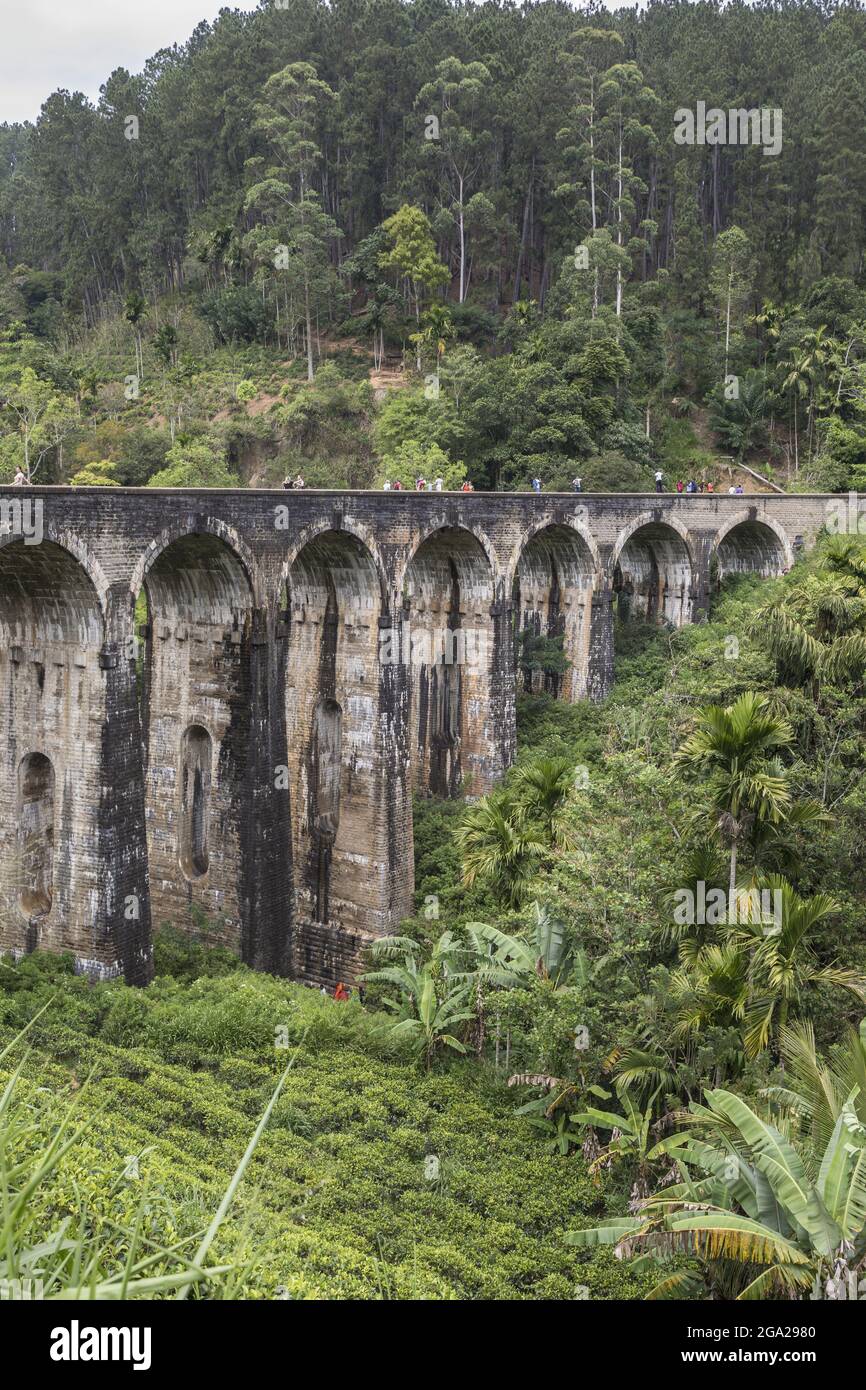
383,479,391,490
654,469,664,492
13,469,26,485
531,476,541,493
572,476,582,493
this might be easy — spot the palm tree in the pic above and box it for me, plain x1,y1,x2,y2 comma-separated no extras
732,876,863,1055
661,842,730,961
675,692,794,898
709,369,768,461
455,793,545,906
781,325,832,470
669,941,750,1045
569,1084,866,1300
514,755,577,848
754,545,866,699
123,291,148,381
765,1017,866,1159
668,877,861,1059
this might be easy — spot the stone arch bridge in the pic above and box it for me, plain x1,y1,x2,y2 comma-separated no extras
0,487,831,987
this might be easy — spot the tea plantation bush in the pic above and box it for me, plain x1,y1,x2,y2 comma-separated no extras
0,949,648,1300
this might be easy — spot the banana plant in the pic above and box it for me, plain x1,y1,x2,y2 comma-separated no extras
571,1085,691,1188
364,934,476,1066
465,901,575,987
386,969,476,1068
567,1085,866,1299
516,1081,613,1157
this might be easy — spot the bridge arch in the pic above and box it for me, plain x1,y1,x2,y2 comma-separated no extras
284,529,390,939
711,512,793,583
135,528,256,949
403,525,498,797
280,517,388,610
3,521,110,615
509,521,601,702
397,517,500,596
130,516,259,609
610,513,695,627
0,538,107,958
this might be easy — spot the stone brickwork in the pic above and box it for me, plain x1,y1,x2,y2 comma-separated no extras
0,487,834,987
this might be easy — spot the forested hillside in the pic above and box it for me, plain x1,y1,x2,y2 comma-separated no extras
3,0,866,491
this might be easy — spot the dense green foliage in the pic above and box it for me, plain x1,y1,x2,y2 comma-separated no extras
0,948,646,1300
4,0,866,489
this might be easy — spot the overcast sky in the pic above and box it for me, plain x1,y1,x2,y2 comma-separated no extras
1,1,261,124
0,0,638,126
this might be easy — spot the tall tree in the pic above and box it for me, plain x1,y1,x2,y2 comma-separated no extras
245,62,342,381
415,57,494,304
710,225,754,382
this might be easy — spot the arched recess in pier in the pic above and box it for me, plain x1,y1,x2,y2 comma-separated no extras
711,514,792,585
403,525,499,797
511,523,599,701
0,538,105,961
136,531,256,951
284,529,401,966
611,519,694,627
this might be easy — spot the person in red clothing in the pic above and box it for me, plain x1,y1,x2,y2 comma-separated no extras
333,981,350,1002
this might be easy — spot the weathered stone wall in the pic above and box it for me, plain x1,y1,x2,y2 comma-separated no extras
142,533,254,952
0,487,835,986
286,532,390,952
0,541,108,968
402,526,501,797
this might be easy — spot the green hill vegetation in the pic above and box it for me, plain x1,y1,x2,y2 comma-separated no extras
3,1,866,490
